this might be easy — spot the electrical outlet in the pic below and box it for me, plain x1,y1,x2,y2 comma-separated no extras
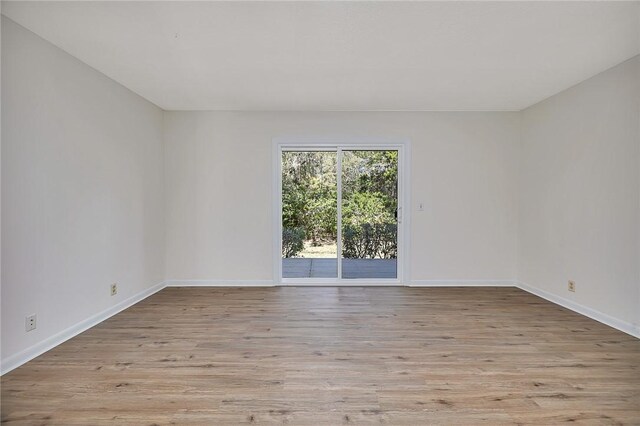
568,280,576,292
25,314,37,332
111,283,118,296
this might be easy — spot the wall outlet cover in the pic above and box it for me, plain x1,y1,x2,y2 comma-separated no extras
25,314,37,332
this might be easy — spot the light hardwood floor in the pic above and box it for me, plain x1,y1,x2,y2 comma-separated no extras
2,287,639,425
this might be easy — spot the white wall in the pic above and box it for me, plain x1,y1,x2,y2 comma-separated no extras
519,55,640,333
1,18,165,366
164,111,520,283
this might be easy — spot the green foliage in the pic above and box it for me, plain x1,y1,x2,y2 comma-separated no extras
342,192,393,227
343,223,397,259
282,227,305,257
282,150,398,259
282,152,337,246
342,150,398,213
342,192,397,259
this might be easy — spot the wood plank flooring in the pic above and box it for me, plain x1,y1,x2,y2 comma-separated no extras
2,287,639,425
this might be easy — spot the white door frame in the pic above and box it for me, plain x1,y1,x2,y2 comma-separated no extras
272,136,411,286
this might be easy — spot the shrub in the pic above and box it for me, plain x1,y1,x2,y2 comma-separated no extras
376,222,398,258
282,227,305,257
343,223,397,259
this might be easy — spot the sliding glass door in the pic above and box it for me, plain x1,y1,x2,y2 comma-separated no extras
280,146,400,283
341,150,398,279
281,150,338,278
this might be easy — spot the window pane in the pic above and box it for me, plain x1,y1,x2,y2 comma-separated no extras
282,151,338,278
341,150,398,279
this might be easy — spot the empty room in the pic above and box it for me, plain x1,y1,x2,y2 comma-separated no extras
1,0,639,424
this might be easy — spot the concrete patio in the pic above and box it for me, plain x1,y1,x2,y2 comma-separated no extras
283,258,397,279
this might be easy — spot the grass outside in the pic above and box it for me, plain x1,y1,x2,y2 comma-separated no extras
298,240,337,258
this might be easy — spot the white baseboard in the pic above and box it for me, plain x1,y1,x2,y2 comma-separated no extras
409,279,517,287
0,281,167,375
279,281,402,286
167,279,517,287
165,280,274,287
516,281,640,339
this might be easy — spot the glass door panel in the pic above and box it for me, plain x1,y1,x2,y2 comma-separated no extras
281,151,338,278
341,150,398,279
